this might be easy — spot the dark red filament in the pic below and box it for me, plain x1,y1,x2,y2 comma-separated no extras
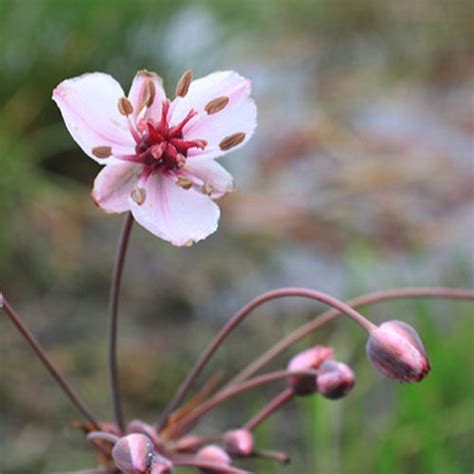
135,100,206,170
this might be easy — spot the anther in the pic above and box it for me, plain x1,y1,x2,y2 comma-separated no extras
131,187,146,205
185,239,194,247
201,183,214,196
92,146,112,159
219,132,246,151
205,96,229,114
176,176,193,190
175,70,193,98
118,97,134,116
143,80,156,107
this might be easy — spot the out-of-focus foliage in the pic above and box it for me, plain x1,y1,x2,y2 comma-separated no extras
0,0,473,473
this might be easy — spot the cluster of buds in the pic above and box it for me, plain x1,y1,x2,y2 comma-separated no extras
85,318,430,473
286,345,355,399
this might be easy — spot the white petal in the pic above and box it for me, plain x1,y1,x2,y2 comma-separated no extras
128,70,168,124
183,158,235,198
170,71,257,160
92,162,142,213
52,73,136,163
129,173,220,246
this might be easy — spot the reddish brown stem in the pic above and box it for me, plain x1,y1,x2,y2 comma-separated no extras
226,287,474,387
253,449,290,464
166,369,317,439
108,211,134,432
0,296,100,429
243,387,295,431
157,288,376,430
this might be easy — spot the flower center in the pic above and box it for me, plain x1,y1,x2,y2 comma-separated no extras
135,100,206,172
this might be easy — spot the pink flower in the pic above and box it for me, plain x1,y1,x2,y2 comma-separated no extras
53,69,257,246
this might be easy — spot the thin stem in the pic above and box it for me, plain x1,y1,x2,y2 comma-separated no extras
252,449,290,464
87,431,120,444
226,287,474,387
158,288,376,430
166,369,317,439
0,296,100,429
243,388,295,431
108,212,134,432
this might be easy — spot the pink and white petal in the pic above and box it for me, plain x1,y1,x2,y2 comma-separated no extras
183,158,235,198
185,97,257,160
92,162,142,213
170,71,256,160
128,70,167,123
53,73,136,163
129,173,220,246
170,71,251,124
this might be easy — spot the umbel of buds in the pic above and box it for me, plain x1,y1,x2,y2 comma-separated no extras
316,360,355,399
366,320,431,383
111,433,173,474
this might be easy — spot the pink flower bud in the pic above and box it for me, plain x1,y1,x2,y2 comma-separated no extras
316,360,355,399
287,346,334,395
112,433,172,474
223,429,254,456
366,320,431,383
196,444,231,473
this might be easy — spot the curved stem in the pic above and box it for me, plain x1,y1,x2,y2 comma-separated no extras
87,431,120,444
0,296,100,429
157,288,376,430
166,369,317,439
108,212,134,432
226,287,474,387
243,388,295,431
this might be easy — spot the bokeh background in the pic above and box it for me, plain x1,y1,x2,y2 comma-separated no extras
1,0,473,473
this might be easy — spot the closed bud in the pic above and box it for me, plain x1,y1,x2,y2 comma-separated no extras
196,445,230,473
287,346,334,396
366,320,431,383
316,360,355,399
223,429,254,457
112,433,172,474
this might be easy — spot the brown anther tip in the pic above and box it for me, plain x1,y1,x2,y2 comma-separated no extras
219,132,246,151
92,146,112,159
144,80,156,107
175,69,193,98
201,183,214,196
131,187,146,205
118,97,134,116
176,176,193,190
205,96,230,115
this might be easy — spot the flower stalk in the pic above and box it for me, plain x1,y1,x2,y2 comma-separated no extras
158,287,376,430
243,387,295,431
108,211,134,432
166,369,317,439
0,295,101,429
226,287,474,387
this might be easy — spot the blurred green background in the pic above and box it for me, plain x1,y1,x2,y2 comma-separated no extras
0,0,473,472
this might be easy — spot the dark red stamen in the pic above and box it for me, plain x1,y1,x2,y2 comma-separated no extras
135,101,205,171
